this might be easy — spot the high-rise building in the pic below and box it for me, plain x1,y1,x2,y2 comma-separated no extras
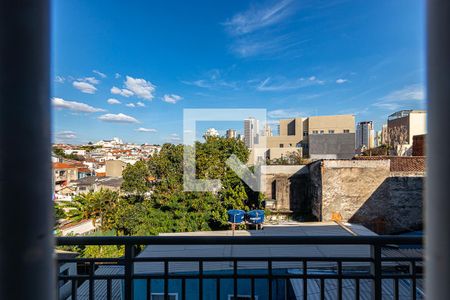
381,124,388,145
263,124,273,137
244,117,259,148
374,130,382,147
226,129,236,139
356,121,375,150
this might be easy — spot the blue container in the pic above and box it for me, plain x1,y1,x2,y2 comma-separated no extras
227,210,245,223
247,210,265,224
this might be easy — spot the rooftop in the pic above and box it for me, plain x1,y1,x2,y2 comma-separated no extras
71,176,123,187
135,222,377,274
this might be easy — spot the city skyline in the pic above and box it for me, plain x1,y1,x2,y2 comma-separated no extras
52,0,425,145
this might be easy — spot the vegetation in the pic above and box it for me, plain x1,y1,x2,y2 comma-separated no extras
266,149,310,165
59,189,119,229
56,137,265,246
362,144,390,156
53,147,85,161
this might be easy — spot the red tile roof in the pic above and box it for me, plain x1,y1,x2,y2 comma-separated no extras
53,162,77,169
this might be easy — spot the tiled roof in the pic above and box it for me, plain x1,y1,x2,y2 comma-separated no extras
53,162,77,169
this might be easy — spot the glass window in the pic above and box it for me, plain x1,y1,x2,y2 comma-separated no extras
328,130,335,134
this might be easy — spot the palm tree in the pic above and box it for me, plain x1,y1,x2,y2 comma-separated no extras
60,189,119,230
60,192,98,225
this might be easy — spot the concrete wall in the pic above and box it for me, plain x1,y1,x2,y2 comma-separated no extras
260,165,308,213
308,160,424,234
308,114,355,133
308,133,356,159
408,112,427,144
105,159,127,177
267,147,301,160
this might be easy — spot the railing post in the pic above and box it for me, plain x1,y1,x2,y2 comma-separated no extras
124,244,135,300
370,244,382,300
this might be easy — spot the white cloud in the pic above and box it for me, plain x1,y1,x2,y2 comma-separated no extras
115,73,121,79
336,78,348,84
55,76,65,83
107,98,121,105
73,81,97,94
268,109,305,119
79,77,100,85
257,76,324,91
380,84,425,101
372,102,402,111
52,97,105,113
124,76,156,100
93,70,107,78
223,0,302,58
136,101,146,107
55,131,77,140
98,113,139,123
136,127,157,132
162,94,182,104
166,133,181,143
373,84,425,111
182,69,238,90
223,0,295,36
111,86,134,97
126,103,136,108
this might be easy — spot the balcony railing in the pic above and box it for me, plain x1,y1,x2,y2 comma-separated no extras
56,235,423,300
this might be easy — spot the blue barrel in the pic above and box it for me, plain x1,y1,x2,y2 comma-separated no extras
247,210,265,224
227,210,245,223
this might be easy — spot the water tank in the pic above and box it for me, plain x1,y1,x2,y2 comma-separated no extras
227,210,245,223
247,210,265,224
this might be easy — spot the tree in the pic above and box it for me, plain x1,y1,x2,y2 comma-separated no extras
121,161,150,196
59,190,119,230
54,203,66,228
65,137,265,237
60,193,97,224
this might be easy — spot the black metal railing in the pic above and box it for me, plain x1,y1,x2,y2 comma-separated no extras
56,235,423,300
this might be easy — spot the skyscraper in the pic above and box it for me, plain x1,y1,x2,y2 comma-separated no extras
263,124,272,137
244,117,259,148
356,121,375,149
226,129,236,139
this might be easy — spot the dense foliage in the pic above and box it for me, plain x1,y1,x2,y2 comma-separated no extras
53,147,85,161
57,137,264,240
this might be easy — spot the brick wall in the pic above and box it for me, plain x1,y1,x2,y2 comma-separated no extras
354,156,425,172
412,134,426,156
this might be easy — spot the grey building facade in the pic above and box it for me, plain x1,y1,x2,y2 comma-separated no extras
308,133,356,159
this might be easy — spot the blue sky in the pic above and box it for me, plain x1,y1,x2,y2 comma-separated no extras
51,0,425,145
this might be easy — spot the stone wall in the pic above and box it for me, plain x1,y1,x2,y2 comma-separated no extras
307,159,424,234
260,165,308,213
